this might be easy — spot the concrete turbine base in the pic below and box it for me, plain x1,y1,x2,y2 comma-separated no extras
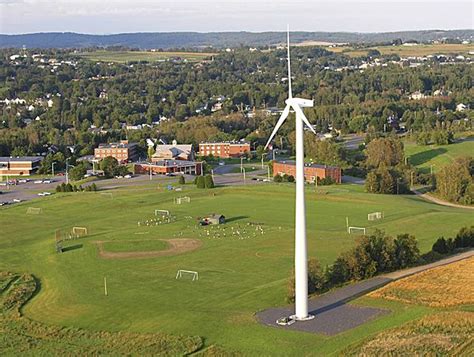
291,314,315,321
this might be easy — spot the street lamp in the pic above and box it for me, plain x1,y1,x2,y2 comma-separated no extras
261,153,265,169
242,167,246,184
65,158,70,184
51,162,56,177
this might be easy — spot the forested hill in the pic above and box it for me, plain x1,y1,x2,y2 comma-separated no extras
1,29,472,49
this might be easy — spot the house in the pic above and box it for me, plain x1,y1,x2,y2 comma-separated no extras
94,140,138,163
273,160,342,184
0,156,44,176
409,91,427,100
199,141,250,159
202,214,225,225
134,160,202,176
152,140,194,161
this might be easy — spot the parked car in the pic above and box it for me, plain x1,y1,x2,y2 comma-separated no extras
18,179,28,183
38,192,52,196
0,202,8,206
12,198,22,203
43,179,53,184
124,174,132,179
34,180,43,184
276,317,295,326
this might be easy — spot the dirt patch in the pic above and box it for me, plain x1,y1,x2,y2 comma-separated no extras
94,239,202,259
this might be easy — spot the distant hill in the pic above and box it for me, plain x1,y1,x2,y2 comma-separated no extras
0,30,472,49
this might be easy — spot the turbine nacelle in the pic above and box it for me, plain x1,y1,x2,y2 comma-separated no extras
286,98,314,108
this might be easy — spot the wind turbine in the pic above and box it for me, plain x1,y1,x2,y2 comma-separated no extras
265,26,316,321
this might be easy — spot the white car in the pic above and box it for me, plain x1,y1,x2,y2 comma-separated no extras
19,179,28,183
34,180,43,184
12,198,22,203
124,174,132,179
218,162,225,166
43,180,52,184
38,192,52,196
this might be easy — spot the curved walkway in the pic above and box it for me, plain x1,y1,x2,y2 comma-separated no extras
413,189,474,210
256,249,474,335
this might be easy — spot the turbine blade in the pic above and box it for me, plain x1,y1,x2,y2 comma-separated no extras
293,105,316,134
264,105,291,150
287,25,292,99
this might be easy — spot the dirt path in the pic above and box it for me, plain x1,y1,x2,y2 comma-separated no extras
94,238,202,259
413,189,474,210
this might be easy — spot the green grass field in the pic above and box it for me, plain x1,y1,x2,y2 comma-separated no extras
327,43,474,58
1,182,473,355
405,139,474,174
102,239,169,253
77,50,216,63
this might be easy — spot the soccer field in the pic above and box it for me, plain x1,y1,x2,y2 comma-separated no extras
0,183,472,355
76,50,216,63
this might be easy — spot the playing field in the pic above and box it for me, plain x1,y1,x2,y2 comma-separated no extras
1,182,473,355
405,139,474,174
76,50,216,63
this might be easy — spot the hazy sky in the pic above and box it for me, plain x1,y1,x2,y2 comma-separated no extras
0,0,472,34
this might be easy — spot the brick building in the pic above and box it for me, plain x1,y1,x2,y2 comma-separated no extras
0,156,43,176
199,142,250,159
134,160,202,176
273,160,342,184
94,140,138,163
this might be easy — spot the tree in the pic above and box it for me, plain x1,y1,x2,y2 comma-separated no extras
435,157,473,203
99,156,119,178
68,163,87,181
365,171,380,193
365,137,404,169
393,234,420,268
273,175,283,183
178,175,185,185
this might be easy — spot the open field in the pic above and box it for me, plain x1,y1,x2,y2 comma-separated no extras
368,257,474,307
101,239,169,253
405,139,474,174
342,311,474,356
76,50,216,63
328,43,474,57
1,182,473,354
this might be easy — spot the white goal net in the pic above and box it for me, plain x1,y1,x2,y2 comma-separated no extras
26,207,42,215
368,212,383,221
72,226,88,237
175,196,191,204
176,269,199,281
155,209,170,216
348,226,366,235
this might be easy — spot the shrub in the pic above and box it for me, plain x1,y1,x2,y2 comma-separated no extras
196,176,205,189
204,174,214,188
273,175,282,183
287,175,295,183
286,258,325,303
178,175,185,185
393,234,420,269
454,226,474,248
91,183,98,191
432,237,452,254
319,177,335,185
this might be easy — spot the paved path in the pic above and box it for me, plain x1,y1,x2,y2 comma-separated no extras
413,189,474,210
256,249,474,335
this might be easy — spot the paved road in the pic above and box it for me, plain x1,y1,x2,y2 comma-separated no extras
256,249,474,335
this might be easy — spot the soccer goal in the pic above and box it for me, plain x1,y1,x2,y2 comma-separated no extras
175,196,191,205
26,207,42,215
155,209,170,216
72,226,88,237
100,192,113,199
176,269,199,281
368,212,383,221
348,226,366,235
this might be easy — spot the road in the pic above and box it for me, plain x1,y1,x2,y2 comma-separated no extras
412,189,474,210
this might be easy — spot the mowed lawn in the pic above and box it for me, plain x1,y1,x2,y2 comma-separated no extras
0,183,473,355
405,139,474,174
76,50,216,63
328,43,474,57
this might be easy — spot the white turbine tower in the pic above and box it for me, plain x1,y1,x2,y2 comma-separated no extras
265,26,316,321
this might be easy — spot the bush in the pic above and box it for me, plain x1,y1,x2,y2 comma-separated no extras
90,183,98,191
432,237,454,254
318,177,335,185
273,175,282,183
454,226,474,248
287,175,295,183
196,176,205,189
287,258,325,303
393,233,420,269
178,175,185,185
204,174,214,188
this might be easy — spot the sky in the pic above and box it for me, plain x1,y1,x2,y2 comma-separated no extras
0,0,472,34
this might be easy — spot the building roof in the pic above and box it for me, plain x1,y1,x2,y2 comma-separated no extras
137,160,199,168
0,156,44,163
154,144,192,156
97,142,137,149
200,141,249,146
275,160,340,170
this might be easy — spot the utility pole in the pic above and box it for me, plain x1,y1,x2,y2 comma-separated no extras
240,156,243,172
261,153,265,169
267,165,271,181
65,158,69,185
242,167,246,184
51,162,56,177
149,164,152,181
